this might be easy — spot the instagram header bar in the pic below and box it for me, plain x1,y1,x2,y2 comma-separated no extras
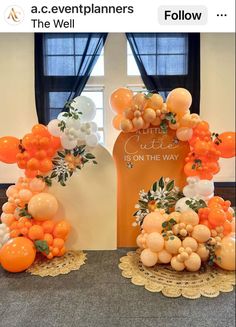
0,0,235,32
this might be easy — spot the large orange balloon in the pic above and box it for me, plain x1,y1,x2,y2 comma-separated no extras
216,132,235,158
0,237,36,272
28,193,58,220
110,88,133,114
0,136,20,164
166,88,192,116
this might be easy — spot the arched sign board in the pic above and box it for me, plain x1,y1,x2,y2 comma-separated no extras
113,127,190,247
51,145,117,250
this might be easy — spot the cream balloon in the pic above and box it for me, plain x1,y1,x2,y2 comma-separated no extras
136,234,146,249
151,116,161,126
120,119,133,132
182,237,198,252
28,193,58,220
158,249,172,264
176,127,193,141
184,253,201,272
165,236,182,254
143,108,156,123
215,233,235,271
167,211,181,223
140,248,158,267
171,256,185,271
180,210,199,226
192,224,211,243
146,232,164,253
142,212,166,234
175,197,193,213
196,244,210,261
166,88,192,116
132,117,144,129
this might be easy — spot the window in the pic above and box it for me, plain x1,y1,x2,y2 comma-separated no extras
127,34,188,76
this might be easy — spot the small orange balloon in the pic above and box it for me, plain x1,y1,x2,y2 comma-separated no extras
32,124,50,137
0,237,36,272
208,208,226,227
0,136,20,164
53,220,71,240
51,136,61,150
110,88,133,114
39,158,53,173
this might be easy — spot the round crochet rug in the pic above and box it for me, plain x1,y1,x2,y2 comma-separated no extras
119,251,235,299
27,251,86,277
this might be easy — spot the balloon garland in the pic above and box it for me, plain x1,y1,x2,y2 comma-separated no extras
110,87,235,272
0,96,99,272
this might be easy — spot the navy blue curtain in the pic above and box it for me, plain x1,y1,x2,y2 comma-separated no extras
126,33,200,114
35,33,107,124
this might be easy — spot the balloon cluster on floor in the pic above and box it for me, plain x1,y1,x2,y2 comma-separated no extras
110,87,235,180
0,96,99,272
109,87,236,272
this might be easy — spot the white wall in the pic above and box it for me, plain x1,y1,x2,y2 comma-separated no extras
0,33,38,183
200,33,235,181
0,33,235,183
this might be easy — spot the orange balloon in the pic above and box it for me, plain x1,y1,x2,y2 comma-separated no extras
39,158,53,173
53,220,70,240
208,208,226,227
27,158,40,171
28,225,44,241
110,88,133,114
24,169,38,178
0,237,36,272
0,136,20,164
51,136,61,150
112,115,123,130
216,132,235,158
184,162,198,177
32,124,50,137
166,88,192,116
22,134,36,151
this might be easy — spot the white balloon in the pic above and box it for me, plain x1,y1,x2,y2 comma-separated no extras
0,223,10,249
90,122,98,133
47,119,63,137
183,185,197,198
77,130,86,141
175,197,193,213
57,112,68,122
85,133,99,147
195,180,214,197
186,176,199,185
72,96,96,123
60,135,77,150
66,117,81,130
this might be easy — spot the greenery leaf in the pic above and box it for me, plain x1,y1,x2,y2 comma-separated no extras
85,153,96,159
152,182,157,192
166,180,174,192
34,240,49,255
159,177,164,189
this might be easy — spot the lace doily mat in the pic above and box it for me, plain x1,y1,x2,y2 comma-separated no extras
119,251,235,299
27,251,86,277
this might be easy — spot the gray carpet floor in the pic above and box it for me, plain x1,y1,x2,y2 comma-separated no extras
0,249,235,327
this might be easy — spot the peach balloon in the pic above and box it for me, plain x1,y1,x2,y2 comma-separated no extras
146,94,163,110
142,212,166,234
196,244,209,261
143,108,156,123
184,253,201,272
169,121,180,130
180,210,199,226
110,88,133,114
136,234,146,249
29,178,46,192
168,211,181,223
150,116,161,126
131,93,147,110
140,248,158,267
124,108,134,120
18,189,33,202
146,232,164,253
2,202,15,214
215,233,235,271
28,193,58,220
120,118,133,132
171,256,185,271
176,127,193,141
166,88,192,116
158,249,172,264
132,117,144,129
112,115,123,130
182,237,198,252
180,113,201,128
6,185,18,198
192,224,211,243
1,213,15,226
231,218,235,233
165,236,182,254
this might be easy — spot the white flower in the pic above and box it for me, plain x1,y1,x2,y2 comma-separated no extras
135,204,140,209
